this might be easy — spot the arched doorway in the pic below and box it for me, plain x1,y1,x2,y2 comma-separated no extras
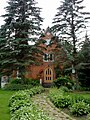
44,67,53,83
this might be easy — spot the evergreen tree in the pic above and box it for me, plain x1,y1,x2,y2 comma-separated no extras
78,32,90,63
52,0,90,84
0,0,43,78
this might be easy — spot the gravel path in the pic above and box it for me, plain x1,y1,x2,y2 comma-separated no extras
32,92,76,120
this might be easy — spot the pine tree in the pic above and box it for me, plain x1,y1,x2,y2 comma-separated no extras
52,0,90,86
0,0,43,78
78,32,90,63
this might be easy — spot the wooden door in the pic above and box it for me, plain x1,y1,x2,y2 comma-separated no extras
44,67,53,83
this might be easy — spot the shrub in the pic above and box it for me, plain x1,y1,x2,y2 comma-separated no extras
54,95,71,108
70,94,90,106
10,99,32,114
53,76,74,89
10,78,22,84
9,86,51,120
11,106,51,120
24,78,40,86
70,101,90,116
49,88,71,108
60,86,69,92
10,78,40,86
3,83,33,90
9,90,29,107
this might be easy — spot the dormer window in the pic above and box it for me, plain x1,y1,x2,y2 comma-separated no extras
43,53,54,62
45,39,50,45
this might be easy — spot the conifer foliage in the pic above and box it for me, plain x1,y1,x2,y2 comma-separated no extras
52,0,90,55
0,0,43,77
52,0,90,85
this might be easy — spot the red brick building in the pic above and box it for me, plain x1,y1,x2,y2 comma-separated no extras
26,27,67,86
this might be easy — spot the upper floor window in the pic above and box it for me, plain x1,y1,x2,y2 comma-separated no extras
45,39,50,45
43,53,54,62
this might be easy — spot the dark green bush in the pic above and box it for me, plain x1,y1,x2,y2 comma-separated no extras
10,78,40,86
79,87,90,91
77,63,90,87
3,83,33,90
53,76,74,89
10,78,22,84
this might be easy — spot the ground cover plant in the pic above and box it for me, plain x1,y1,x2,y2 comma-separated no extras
49,87,90,119
9,86,52,120
0,90,15,120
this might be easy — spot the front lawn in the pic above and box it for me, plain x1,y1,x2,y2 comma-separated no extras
0,89,15,120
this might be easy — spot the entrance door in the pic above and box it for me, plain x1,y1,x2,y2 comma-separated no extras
44,67,53,83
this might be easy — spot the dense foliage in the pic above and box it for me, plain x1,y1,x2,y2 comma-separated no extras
52,0,90,54
3,78,40,90
77,63,90,87
53,76,74,89
9,86,52,120
49,88,90,116
52,0,90,84
0,0,43,77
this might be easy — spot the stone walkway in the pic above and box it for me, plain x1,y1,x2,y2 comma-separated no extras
32,92,76,120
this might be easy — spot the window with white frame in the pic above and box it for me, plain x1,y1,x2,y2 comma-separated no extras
43,53,54,62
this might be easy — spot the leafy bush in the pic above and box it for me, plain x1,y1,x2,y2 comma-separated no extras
60,86,69,92
53,76,74,89
11,106,51,120
9,90,29,107
24,78,40,86
69,94,90,106
10,78,22,84
49,88,90,117
9,86,51,120
10,78,40,85
54,95,71,108
10,99,32,114
49,88,71,108
70,101,90,116
3,83,33,90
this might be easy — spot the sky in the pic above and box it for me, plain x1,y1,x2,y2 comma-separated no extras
0,0,90,30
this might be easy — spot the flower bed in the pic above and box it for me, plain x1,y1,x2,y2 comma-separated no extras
9,86,52,120
49,87,90,116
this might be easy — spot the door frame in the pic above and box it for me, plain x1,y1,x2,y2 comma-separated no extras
44,67,53,83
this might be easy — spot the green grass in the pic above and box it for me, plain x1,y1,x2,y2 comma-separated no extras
66,91,90,99
0,89,15,120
